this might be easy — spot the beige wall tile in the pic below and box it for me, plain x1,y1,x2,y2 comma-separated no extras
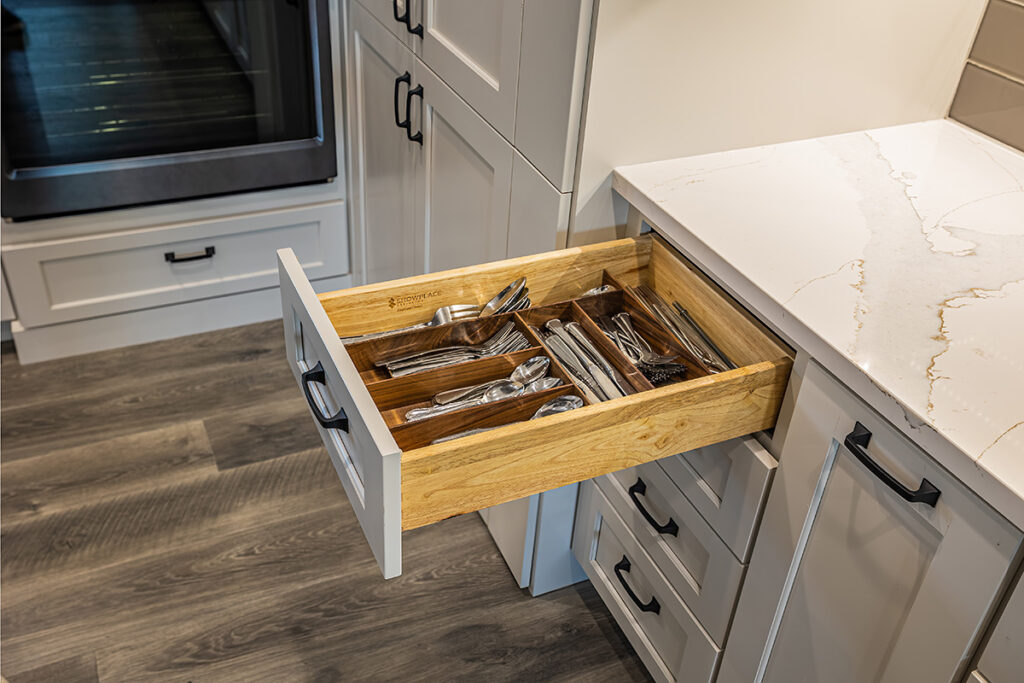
950,63,1024,151
970,0,1024,81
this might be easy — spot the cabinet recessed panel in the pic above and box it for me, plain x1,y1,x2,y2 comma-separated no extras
350,4,419,284
431,0,502,83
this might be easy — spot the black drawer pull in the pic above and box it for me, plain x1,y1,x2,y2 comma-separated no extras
394,71,411,130
301,361,349,432
627,478,679,536
392,0,422,37
165,246,215,263
844,422,940,507
613,556,660,614
405,84,423,145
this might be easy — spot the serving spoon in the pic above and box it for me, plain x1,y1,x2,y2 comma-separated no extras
430,394,584,444
405,379,524,422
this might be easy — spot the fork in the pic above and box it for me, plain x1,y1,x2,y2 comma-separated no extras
341,304,481,343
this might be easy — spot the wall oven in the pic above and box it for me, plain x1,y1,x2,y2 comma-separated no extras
1,0,336,220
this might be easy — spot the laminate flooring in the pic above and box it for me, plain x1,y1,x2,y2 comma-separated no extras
0,320,649,682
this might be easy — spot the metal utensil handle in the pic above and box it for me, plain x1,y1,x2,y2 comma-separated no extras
627,479,679,536
844,422,940,507
613,556,660,614
301,361,349,432
165,246,215,263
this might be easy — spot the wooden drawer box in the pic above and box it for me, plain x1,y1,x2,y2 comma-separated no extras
604,463,745,645
574,479,721,683
659,437,777,562
278,234,792,578
4,203,347,327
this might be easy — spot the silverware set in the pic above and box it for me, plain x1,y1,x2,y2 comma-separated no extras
430,394,584,444
405,357,561,421
534,319,632,403
376,321,531,377
629,285,735,374
342,277,531,344
595,312,688,385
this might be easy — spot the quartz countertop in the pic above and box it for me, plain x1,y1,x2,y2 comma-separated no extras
612,119,1024,524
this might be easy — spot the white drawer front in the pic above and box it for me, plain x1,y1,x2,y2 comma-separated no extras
574,481,721,683
659,436,776,562
605,463,744,646
4,203,347,327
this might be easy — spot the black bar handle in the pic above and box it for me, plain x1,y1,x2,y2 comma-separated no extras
301,361,349,432
844,422,940,507
627,479,679,536
613,556,660,614
165,246,215,263
405,84,423,145
394,72,411,130
393,0,422,37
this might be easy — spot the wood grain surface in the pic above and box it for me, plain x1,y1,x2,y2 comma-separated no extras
0,320,649,683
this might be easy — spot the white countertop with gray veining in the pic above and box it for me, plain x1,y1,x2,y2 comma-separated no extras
613,119,1024,523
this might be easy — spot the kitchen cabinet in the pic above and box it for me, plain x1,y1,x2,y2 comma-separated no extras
972,565,1024,682
721,360,1022,683
347,5,419,283
277,233,792,578
347,3,513,281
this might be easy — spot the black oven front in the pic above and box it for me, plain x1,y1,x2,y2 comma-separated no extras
1,0,336,220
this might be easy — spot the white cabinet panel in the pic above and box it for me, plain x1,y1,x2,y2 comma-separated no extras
977,569,1024,683
348,3,420,284
722,360,1021,683
413,59,513,272
3,204,347,327
355,0,418,49
1,266,14,322
420,0,523,139
506,151,570,258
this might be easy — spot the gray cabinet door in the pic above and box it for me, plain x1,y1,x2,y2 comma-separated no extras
756,362,1021,683
347,4,420,284
411,58,513,273
418,0,523,139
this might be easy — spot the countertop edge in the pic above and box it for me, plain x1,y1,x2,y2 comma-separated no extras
612,170,1024,530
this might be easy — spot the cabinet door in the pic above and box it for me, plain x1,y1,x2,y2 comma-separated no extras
355,0,417,50
347,4,420,284
419,0,523,139
756,362,1021,683
410,59,513,273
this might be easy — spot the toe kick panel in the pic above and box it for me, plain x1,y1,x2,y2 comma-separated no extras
278,235,792,577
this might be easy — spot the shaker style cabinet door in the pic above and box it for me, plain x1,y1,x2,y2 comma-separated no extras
410,59,514,273
755,362,1022,683
354,0,419,50
347,4,421,284
418,0,523,139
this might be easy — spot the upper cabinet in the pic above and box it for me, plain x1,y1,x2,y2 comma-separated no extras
419,0,523,140
351,0,592,193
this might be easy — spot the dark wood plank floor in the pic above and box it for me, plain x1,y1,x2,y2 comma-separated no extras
0,320,648,682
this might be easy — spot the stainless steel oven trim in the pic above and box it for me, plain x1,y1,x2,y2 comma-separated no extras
1,0,337,221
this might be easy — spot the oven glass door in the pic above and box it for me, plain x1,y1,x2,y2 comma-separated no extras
1,0,335,219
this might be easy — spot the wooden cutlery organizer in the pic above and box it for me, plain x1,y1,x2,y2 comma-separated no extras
343,282,714,449
278,234,793,575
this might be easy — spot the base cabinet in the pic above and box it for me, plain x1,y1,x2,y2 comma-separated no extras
720,360,1023,683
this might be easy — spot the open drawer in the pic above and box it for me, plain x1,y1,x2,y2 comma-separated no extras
277,235,792,578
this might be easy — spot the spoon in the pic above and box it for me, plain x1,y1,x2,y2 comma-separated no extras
524,376,562,393
430,394,584,444
405,379,524,422
530,394,583,418
433,356,550,406
480,277,527,316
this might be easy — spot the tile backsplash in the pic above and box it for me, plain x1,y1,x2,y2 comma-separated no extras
949,0,1024,151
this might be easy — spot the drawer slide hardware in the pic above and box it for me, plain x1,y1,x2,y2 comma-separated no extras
614,555,661,614
628,478,680,536
164,246,215,263
302,361,350,432
844,422,940,507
